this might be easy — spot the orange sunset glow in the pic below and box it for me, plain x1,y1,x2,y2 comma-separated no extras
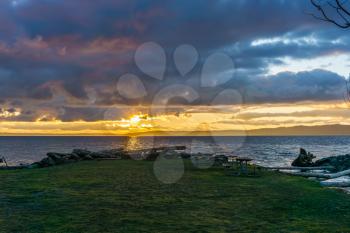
1,100,349,136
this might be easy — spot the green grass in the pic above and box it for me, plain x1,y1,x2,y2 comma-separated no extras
0,160,350,233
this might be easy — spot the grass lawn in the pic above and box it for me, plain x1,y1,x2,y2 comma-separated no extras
0,160,350,233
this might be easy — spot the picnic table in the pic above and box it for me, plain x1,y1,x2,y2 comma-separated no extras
222,156,237,168
227,155,237,163
223,156,256,176
236,157,253,175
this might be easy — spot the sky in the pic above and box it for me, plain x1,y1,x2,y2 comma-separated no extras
0,0,350,135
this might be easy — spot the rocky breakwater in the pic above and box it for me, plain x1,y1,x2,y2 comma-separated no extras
290,148,350,188
292,148,350,172
32,148,125,168
32,146,190,168
312,154,350,172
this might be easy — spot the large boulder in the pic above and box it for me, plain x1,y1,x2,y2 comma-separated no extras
314,154,350,172
100,149,124,158
47,152,67,160
37,157,56,167
69,153,81,161
83,154,94,160
291,148,315,167
72,149,91,158
89,148,124,159
161,150,180,159
143,149,179,161
179,152,191,159
47,152,71,165
144,150,160,161
144,146,186,161
89,152,104,159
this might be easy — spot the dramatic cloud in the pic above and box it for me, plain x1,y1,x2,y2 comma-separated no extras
244,69,347,104
0,0,348,123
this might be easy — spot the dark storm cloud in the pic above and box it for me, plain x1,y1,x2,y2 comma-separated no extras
243,69,347,104
59,107,106,122
0,0,348,121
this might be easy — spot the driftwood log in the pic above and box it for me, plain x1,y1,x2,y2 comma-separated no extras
265,166,333,171
284,169,350,179
0,165,27,170
320,179,350,187
127,146,187,160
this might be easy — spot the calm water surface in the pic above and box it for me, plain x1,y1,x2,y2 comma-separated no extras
0,136,349,166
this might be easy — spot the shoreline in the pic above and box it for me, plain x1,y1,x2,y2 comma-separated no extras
0,136,349,168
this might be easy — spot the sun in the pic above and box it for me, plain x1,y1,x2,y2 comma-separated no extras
113,114,154,132
129,115,141,125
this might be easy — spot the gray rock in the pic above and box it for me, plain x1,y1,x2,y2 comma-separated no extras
95,151,113,158
47,152,73,165
69,153,81,161
179,152,191,159
38,157,56,167
72,149,91,157
144,151,160,161
89,148,124,159
291,148,315,167
157,146,186,151
89,152,104,159
162,150,180,159
110,149,126,157
314,154,350,172
47,152,67,160
83,154,93,160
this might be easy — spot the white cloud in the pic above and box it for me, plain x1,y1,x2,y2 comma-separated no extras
251,35,320,47
267,53,350,78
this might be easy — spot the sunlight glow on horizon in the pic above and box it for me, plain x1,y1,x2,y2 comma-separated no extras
0,101,350,136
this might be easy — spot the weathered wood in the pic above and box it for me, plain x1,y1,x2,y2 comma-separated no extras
284,168,350,179
0,165,28,170
320,180,350,187
96,158,122,161
264,166,333,170
128,146,186,154
155,146,186,151
236,157,253,162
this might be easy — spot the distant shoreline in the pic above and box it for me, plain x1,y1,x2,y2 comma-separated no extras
1,124,350,136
